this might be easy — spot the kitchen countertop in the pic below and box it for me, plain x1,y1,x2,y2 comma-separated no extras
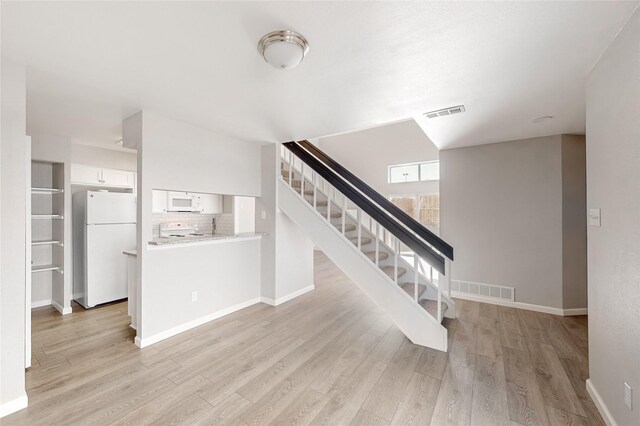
148,232,265,246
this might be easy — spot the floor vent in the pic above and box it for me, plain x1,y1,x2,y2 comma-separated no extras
424,105,466,119
451,279,514,302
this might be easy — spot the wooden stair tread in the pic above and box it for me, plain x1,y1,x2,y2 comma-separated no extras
364,251,389,261
418,299,448,319
321,211,342,218
381,266,407,277
349,236,372,245
335,223,356,232
399,282,427,297
305,198,328,206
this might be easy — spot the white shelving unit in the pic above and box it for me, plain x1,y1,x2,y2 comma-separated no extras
32,187,64,195
32,214,64,220
31,160,67,312
31,264,63,273
31,239,63,247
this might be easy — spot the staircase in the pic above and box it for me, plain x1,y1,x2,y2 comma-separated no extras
277,141,455,351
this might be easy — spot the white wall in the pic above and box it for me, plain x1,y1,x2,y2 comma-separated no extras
318,120,440,196
143,239,261,342
1,60,28,416
561,135,587,309
256,144,314,304
585,7,640,425
440,135,587,310
129,111,263,346
234,196,256,233
70,144,136,171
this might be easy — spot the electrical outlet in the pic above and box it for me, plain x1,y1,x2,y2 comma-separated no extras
624,382,633,410
191,291,198,302
261,210,266,220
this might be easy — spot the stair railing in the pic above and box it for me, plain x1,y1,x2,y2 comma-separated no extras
280,143,452,322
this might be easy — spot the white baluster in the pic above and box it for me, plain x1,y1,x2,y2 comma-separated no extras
312,171,317,210
300,163,305,196
414,252,419,302
437,279,442,321
446,258,452,299
288,151,293,186
430,265,434,287
394,238,399,284
341,195,346,235
327,187,331,221
357,208,362,250
375,222,380,266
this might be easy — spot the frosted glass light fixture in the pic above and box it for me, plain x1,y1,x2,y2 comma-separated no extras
258,30,309,70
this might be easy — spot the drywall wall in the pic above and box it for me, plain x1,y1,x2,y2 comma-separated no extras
142,239,261,342
561,135,587,309
70,144,136,171
274,211,314,302
129,111,263,346
256,145,277,300
318,120,440,196
585,7,640,425
1,60,28,417
256,144,314,304
440,135,587,310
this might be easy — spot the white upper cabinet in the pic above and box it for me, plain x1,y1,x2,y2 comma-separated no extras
71,164,135,189
71,164,102,186
101,168,134,187
199,194,223,214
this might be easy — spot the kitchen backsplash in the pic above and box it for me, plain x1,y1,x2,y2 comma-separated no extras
212,213,234,235
152,212,232,237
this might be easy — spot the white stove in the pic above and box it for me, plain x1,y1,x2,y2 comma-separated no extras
159,222,202,238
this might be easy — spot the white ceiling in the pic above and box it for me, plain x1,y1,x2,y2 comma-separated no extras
2,1,638,150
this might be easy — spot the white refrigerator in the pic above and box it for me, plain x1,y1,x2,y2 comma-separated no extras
73,190,136,308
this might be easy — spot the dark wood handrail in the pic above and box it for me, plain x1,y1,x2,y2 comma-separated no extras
296,140,454,261
282,141,446,274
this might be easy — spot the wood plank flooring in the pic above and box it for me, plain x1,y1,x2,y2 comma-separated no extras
5,251,604,425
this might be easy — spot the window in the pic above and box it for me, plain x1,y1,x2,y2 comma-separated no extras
419,161,440,181
390,194,440,232
388,161,439,183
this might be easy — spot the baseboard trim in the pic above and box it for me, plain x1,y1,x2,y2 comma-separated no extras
0,394,28,418
136,297,262,348
450,291,587,316
261,285,315,306
31,299,52,309
586,379,618,426
51,300,72,315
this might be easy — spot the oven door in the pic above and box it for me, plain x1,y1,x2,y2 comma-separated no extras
167,192,199,212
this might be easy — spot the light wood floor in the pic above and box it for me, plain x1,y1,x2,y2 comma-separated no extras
6,252,603,425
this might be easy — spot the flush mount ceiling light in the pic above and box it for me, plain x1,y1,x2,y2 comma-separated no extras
258,30,309,70
532,115,554,123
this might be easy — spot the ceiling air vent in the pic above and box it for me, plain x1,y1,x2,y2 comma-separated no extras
424,105,466,119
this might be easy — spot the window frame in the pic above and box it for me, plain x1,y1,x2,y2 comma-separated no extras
388,160,439,184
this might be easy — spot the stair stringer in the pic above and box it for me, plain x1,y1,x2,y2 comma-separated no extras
278,180,448,351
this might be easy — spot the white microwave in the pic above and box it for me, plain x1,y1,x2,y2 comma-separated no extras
166,192,201,212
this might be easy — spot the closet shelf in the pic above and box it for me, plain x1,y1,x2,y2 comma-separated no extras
31,187,64,194
31,264,63,274
31,240,63,247
32,214,64,220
